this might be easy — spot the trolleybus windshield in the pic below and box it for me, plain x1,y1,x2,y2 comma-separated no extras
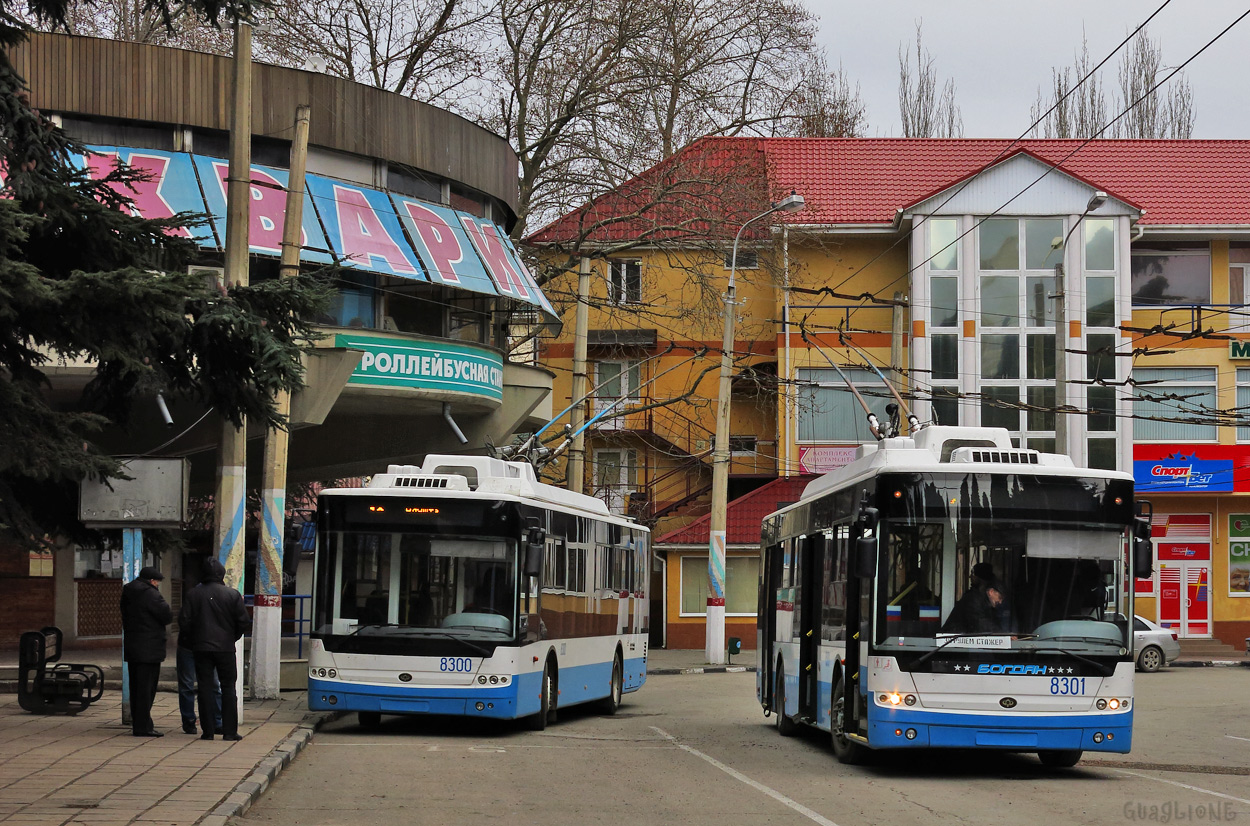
874,472,1134,656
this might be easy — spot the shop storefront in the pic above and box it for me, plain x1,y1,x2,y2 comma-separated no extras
1133,445,1250,647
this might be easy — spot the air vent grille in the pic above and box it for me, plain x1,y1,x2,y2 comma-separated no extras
393,477,448,488
953,449,1040,465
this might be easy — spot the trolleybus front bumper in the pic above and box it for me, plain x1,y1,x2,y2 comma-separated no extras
865,706,1132,752
308,677,522,719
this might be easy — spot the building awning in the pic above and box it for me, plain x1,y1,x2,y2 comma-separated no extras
77,145,557,321
588,329,658,349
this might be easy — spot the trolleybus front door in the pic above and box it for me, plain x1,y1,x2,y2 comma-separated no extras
798,534,823,722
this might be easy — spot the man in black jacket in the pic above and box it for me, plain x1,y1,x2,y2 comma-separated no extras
179,558,251,741
120,566,172,737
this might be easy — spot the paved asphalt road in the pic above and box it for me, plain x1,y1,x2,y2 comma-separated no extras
234,668,1250,826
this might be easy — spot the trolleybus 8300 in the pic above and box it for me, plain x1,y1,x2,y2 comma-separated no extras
758,426,1152,767
308,454,651,729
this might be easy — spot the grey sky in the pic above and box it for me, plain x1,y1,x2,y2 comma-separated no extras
807,0,1250,138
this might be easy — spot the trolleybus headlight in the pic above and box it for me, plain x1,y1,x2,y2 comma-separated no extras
489,675,499,684
500,676,508,684
887,692,902,705
1096,698,1108,710
1093,732,1104,743
905,728,917,740
328,669,337,678
327,695,337,705
475,702,485,711
318,668,327,677
1108,698,1121,710
478,675,488,684
904,694,917,706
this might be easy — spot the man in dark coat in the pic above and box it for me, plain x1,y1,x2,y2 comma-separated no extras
120,566,172,737
941,562,1004,634
179,558,251,741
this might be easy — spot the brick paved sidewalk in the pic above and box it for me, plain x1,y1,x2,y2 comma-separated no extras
0,689,327,826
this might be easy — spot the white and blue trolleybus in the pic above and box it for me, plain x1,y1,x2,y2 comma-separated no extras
308,454,651,729
758,425,1153,767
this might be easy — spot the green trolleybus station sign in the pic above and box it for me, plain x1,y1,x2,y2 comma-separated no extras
335,334,504,401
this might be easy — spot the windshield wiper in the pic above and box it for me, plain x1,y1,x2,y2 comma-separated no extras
916,634,991,666
349,623,400,636
429,632,492,657
1029,646,1114,677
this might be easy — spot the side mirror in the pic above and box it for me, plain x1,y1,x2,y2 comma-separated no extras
1132,516,1153,580
524,525,545,579
851,505,879,579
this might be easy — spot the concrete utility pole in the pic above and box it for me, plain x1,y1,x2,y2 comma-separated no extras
567,257,591,494
252,104,310,699
213,19,252,720
707,193,804,665
1052,191,1108,456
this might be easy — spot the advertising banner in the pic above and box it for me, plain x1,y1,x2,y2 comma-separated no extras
1132,445,1250,493
1228,514,1250,596
797,445,859,474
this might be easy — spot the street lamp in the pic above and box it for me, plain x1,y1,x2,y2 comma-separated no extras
1050,190,1108,455
706,191,804,664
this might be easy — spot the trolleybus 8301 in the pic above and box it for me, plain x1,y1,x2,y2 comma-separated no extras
758,425,1152,767
308,454,650,729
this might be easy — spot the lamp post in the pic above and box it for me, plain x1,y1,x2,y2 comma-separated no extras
1051,190,1108,455
706,192,804,664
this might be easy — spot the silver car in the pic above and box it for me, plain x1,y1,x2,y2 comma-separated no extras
1132,614,1181,672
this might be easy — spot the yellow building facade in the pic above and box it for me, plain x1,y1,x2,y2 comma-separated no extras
530,138,1250,651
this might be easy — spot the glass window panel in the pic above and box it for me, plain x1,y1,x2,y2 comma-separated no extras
796,368,888,442
1026,334,1055,379
1088,438,1118,470
931,277,958,327
1025,276,1054,327
980,218,1019,270
1086,333,1117,381
1088,385,1116,432
1087,277,1116,328
1085,218,1115,271
1131,367,1217,441
931,334,958,380
1027,386,1055,430
1239,369,1250,441
932,387,959,426
1025,218,1064,270
981,386,1020,430
1028,437,1056,454
1231,266,1247,306
1131,246,1211,305
597,362,622,399
981,276,1020,326
981,335,1020,379
681,555,758,614
929,219,959,271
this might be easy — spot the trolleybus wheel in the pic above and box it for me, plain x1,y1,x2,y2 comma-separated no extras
599,653,623,715
526,662,555,731
358,711,381,729
1038,749,1082,768
774,664,797,736
830,674,866,765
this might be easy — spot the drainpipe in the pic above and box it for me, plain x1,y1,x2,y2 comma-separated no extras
443,403,468,445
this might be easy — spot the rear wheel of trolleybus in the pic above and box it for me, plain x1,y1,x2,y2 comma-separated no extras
1038,749,1083,768
526,661,557,731
773,663,797,736
598,652,623,715
830,673,867,765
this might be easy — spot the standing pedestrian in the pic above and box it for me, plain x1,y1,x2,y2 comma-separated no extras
176,559,222,734
120,565,172,737
179,558,251,741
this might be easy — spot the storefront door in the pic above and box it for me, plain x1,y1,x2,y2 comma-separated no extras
1158,562,1211,638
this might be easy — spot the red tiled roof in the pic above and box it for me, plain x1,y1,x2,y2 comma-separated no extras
530,138,1250,244
655,475,815,546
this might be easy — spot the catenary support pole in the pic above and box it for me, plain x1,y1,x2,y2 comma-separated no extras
568,257,591,494
252,104,310,699
213,19,252,721
120,528,142,726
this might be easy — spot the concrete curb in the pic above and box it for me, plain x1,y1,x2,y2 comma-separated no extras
1171,660,1250,668
649,665,757,675
197,711,342,826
